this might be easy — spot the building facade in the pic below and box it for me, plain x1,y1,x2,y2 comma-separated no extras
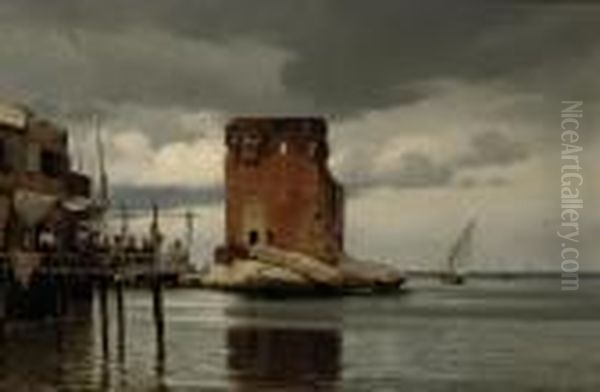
221,117,344,265
0,102,91,252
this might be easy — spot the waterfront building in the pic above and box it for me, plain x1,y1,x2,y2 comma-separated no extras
0,101,93,319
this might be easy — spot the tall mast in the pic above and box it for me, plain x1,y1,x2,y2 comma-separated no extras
75,127,85,173
94,114,109,210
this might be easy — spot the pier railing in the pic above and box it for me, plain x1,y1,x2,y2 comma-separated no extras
0,251,192,279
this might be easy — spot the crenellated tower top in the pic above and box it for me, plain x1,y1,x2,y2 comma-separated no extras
225,117,329,166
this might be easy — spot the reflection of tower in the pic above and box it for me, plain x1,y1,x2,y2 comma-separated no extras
227,326,341,391
222,117,345,265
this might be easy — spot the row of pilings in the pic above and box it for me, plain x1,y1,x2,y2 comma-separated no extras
0,204,168,369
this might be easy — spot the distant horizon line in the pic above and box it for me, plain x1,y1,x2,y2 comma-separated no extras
405,270,600,278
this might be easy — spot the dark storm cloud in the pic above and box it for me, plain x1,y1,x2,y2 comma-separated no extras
1,0,599,117
0,0,597,195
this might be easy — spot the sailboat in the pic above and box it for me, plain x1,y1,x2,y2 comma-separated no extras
441,218,477,285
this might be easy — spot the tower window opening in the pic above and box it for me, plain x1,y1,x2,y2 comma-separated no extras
248,230,260,246
279,141,288,155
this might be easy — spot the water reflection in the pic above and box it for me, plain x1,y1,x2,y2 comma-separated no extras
227,326,341,391
0,319,96,390
225,297,342,392
2,282,600,391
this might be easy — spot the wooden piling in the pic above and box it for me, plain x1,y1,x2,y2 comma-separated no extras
115,202,128,363
152,275,165,364
55,272,68,318
0,273,6,343
99,276,110,359
115,277,126,363
185,210,194,260
150,203,166,368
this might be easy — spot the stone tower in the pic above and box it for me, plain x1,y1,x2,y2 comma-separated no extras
221,117,344,266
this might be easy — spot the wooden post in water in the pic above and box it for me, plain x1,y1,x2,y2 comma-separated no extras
116,203,128,363
152,275,165,371
185,210,194,263
150,203,165,368
99,275,110,360
115,276,126,363
0,262,6,343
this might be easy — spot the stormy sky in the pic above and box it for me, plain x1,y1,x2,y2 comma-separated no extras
0,0,598,271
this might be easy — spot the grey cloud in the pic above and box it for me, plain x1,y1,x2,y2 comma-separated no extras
457,175,510,189
339,150,454,192
487,176,510,187
383,152,454,189
457,131,530,168
112,185,224,211
337,131,529,192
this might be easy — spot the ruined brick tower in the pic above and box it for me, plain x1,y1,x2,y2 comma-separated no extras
222,117,344,266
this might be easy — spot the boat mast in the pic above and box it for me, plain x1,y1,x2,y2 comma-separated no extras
92,114,110,240
94,114,109,211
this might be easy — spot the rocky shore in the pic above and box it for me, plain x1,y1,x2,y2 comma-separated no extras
195,246,405,295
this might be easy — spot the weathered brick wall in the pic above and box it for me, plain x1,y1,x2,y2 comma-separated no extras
222,117,344,265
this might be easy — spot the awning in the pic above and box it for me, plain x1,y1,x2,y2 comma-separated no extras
13,190,57,228
62,196,93,213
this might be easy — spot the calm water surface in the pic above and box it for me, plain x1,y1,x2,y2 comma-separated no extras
1,278,599,391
